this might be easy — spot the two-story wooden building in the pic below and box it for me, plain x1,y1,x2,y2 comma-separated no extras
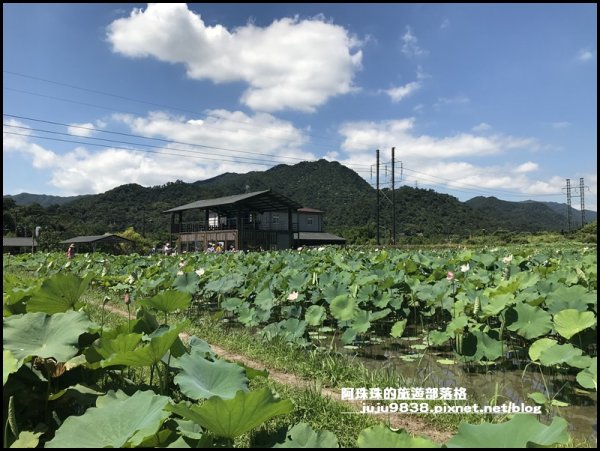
163,190,345,252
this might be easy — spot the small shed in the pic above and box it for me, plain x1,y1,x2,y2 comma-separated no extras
293,232,346,247
60,234,134,253
3,237,38,254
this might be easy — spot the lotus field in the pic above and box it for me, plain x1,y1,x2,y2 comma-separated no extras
3,245,597,447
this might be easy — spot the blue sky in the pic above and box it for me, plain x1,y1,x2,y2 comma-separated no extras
3,3,597,211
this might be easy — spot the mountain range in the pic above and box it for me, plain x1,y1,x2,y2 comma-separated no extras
3,159,595,242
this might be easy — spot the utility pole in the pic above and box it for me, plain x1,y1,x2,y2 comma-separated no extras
566,179,572,232
391,147,396,245
376,149,380,245
579,177,585,227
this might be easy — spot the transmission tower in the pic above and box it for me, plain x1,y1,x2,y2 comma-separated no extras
563,178,589,231
566,179,572,232
579,177,586,227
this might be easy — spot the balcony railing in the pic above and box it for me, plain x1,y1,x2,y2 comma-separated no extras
170,221,299,234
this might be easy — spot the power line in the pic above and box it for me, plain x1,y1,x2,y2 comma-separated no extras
4,70,345,146
2,126,371,175
4,114,311,164
399,165,562,198
3,114,372,172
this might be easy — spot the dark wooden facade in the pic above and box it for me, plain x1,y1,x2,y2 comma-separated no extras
164,190,302,252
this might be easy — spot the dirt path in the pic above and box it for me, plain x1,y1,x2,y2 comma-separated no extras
104,304,454,443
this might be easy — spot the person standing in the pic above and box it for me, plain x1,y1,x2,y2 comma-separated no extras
67,243,75,259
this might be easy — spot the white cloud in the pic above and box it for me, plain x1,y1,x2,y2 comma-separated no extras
4,111,317,195
434,95,469,111
107,3,362,112
4,120,58,168
383,67,427,103
384,81,421,103
334,118,548,195
401,26,427,57
576,48,595,62
440,19,450,30
472,122,492,133
551,121,570,129
68,122,96,137
338,118,539,159
112,109,310,157
513,162,538,173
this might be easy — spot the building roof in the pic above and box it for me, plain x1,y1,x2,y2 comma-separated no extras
3,237,38,247
163,189,303,216
298,207,323,213
59,234,133,244
294,232,346,244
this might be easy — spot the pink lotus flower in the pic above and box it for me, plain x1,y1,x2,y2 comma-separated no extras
446,271,454,281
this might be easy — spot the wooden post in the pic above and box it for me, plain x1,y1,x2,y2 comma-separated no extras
288,208,293,249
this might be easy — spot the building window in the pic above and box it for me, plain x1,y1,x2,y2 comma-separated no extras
307,216,313,225
272,214,279,224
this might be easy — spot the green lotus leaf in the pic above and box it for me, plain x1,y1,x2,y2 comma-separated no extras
85,333,143,364
274,422,339,448
461,330,503,361
3,311,92,364
446,415,569,448
428,330,451,346
139,290,192,314
101,325,182,367
471,253,496,269
446,315,468,335
169,387,293,439
279,318,306,342
173,349,249,400
330,294,356,321
305,305,326,326
553,309,596,340
576,358,597,390
436,358,456,365
174,418,204,440
10,431,43,448
370,308,391,322
545,285,596,314
481,294,512,317
527,391,548,405
351,309,371,334
357,424,438,448
46,390,171,448
538,343,583,367
341,328,357,345
3,349,19,385
566,355,592,369
372,290,392,308
238,304,259,327
186,335,216,360
172,272,200,294
321,283,349,304
390,320,407,338
221,297,244,311
528,338,558,362
507,303,553,339
254,288,275,310
137,429,178,448
47,383,105,402
26,273,92,314
204,274,244,295
287,272,310,291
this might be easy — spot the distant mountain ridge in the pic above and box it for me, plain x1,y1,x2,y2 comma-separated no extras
3,160,596,239
5,192,90,208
